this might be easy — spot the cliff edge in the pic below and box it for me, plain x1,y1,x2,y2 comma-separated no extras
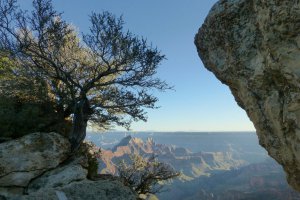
195,0,300,191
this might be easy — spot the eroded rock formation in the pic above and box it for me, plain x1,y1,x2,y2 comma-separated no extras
100,135,245,179
195,0,300,191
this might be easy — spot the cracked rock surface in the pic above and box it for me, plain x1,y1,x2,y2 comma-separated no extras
0,133,137,199
195,0,300,191
22,180,136,200
0,132,70,187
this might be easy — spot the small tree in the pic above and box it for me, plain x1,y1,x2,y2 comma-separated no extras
117,154,180,196
0,0,169,150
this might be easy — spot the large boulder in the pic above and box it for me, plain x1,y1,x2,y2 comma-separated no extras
27,162,88,193
195,0,300,191
0,132,70,187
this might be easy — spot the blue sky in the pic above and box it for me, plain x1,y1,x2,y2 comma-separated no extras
20,0,255,132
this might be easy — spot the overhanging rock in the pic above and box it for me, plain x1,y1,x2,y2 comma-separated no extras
195,0,300,191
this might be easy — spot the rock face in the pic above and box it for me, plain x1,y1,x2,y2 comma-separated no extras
27,161,88,193
0,133,137,199
195,0,300,191
0,132,70,187
22,180,136,200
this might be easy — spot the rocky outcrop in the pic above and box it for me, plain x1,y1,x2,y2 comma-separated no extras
22,180,136,200
0,133,137,199
0,132,70,188
27,161,87,193
195,0,300,191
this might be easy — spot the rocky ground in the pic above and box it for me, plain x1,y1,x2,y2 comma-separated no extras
0,132,137,200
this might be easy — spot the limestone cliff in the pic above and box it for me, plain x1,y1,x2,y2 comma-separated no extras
195,0,300,191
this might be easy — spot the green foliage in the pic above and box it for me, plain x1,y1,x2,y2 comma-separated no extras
78,141,101,179
0,0,170,150
0,55,71,139
117,154,180,196
0,95,71,139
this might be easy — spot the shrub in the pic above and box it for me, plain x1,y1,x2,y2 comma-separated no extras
0,95,72,139
78,141,102,179
117,154,180,196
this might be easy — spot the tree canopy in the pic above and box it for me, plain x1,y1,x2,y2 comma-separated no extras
0,0,169,150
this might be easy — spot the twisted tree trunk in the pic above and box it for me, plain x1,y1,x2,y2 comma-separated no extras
69,97,91,151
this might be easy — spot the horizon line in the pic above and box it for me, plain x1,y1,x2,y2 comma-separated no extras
88,130,256,133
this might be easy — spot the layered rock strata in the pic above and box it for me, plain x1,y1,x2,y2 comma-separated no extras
195,0,300,191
